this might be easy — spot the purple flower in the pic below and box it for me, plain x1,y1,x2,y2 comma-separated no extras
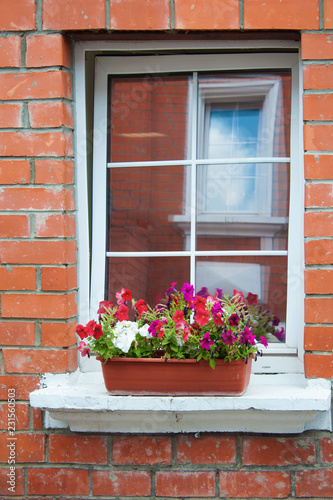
148,320,162,337
211,301,223,317
272,316,280,326
181,282,194,301
215,288,223,299
240,326,256,345
200,332,214,350
165,282,177,296
229,313,240,326
275,327,285,341
259,336,268,347
222,329,237,346
196,287,209,298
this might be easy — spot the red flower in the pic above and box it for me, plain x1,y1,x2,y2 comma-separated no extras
193,295,207,307
135,299,148,318
172,309,184,324
92,323,103,340
246,292,258,305
86,320,98,336
194,308,210,326
233,289,244,303
97,300,114,315
121,288,132,302
116,304,129,321
76,324,88,340
213,312,223,327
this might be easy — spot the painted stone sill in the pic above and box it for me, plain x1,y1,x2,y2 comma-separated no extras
30,372,332,434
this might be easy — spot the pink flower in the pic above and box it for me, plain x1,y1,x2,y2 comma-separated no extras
97,300,114,315
200,332,214,350
259,336,268,347
78,341,90,357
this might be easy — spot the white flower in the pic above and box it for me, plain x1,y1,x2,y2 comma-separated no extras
113,321,139,353
138,324,151,338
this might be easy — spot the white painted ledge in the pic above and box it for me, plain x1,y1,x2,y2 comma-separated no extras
30,371,332,434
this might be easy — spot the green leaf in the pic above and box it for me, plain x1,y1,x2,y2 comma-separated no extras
209,358,216,370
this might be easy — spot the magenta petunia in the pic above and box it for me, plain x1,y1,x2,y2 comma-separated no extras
222,329,237,346
200,332,214,350
181,282,194,301
229,313,240,326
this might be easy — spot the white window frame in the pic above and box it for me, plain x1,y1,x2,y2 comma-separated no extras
88,50,303,374
29,40,332,435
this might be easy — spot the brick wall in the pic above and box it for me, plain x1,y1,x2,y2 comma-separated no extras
0,0,332,498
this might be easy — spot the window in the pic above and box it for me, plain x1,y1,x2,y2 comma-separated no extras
29,41,332,435
89,51,303,373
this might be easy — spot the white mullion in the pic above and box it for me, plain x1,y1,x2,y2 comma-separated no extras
108,157,290,169
106,250,288,257
190,72,198,288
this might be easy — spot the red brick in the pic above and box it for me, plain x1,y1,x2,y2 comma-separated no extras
3,347,77,373
304,94,333,121
43,0,106,30
242,437,316,466
0,215,30,238
219,471,290,498
28,468,89,495
0,0,35,31
33,407,43,430
0,103,22,128
0,71,71,100
305,298,333,324
0,160,30,184
0,433,45,462
111,0,170,29
0,467,24,496
304,124,333,151
26,34,70,68
305,326,333,351
0,240,77,265
36,214,76,238
2,293,77,319
305,239,333,264
303,64,333,90
0,375,40,399
304,353,333,379
49,435,108,464
0,131,73,157
35,159,74,184
41,266,77,291
93,470,151,496
305,212,333,237
177,435,236,465
306,183,333,208
305,269,333,294
41,321,77,347
155,471,215,497
295,468,333,497
324,0,333,28
0,402,29,430
304,155,333,180
0,36,21,67
320,437,333,463
302,33,333,60
244,0,319,29
113,436,172,465
0,187,74,210
0,321,35,344
0,267,36,291
175,0,239,29
28,101,73,128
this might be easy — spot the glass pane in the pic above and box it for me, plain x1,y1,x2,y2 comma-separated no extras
198,72,291,159
105,257,190,307
107,165,187,252
109,75,190,162
195,256,287,340
196,162,289,251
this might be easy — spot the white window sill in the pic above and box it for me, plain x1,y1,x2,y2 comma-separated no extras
30,371,332,434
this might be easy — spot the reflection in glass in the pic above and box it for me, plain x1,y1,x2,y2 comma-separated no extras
109,75,190,163
107,165,187,253
105,257,190,307
196,256,287,339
